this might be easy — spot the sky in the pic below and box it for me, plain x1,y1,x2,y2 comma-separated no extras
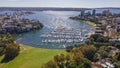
0,0,120,8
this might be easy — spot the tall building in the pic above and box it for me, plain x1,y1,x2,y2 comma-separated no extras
92,9,96,16
114,17,120,31
102,10,111,16
81,10,85,17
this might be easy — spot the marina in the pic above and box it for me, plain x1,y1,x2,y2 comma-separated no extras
40,26,88,43
15,11,92,48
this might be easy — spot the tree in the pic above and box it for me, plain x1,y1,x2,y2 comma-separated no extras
116,52,120,61
4,33,14,41
66,46,73,52
82,58,91,68
97,46,109,59
80,44,96,61
74,52,84,63
73,52,91,68
54,54,66,68
2,43,20,62
93,53,101,61
97,36,105,42
65,54,71,67
54,55,61,63
85,38,94,45
42,60,58,68
0,33,14,47
0,47,4,56
115,42,120,49
114,61,120,68
90,34,100,42
0,34,20,63
66,62,84,68
90,34,109,43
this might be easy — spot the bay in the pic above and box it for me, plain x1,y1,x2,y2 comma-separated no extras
15,11,91,49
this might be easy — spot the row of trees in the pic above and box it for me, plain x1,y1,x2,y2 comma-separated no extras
86,34,120,50
87,34,120,67
0,33,20,62
42,44,95,68
86,34,110,48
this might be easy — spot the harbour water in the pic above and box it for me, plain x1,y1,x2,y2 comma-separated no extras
15,11,92,49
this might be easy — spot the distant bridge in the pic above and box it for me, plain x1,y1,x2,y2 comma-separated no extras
0,7,91,11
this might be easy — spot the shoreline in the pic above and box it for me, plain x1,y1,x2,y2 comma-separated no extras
19,44,66,50
70,17,96,27
80,20,96,27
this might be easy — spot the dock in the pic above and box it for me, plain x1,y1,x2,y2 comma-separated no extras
40,26,89,43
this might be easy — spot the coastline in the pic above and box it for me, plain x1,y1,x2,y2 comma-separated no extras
80,20,96,27
70,17,96,27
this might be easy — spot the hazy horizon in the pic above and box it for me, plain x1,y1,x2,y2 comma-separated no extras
0,6,120,8
0,0,120,8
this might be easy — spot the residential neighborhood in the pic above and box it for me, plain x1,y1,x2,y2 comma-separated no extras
70,9,120,68
0,11,43,34
0,0,120,68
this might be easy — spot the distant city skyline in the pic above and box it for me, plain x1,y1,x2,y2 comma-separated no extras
0,0,120,8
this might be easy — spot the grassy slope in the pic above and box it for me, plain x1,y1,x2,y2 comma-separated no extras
0,44,66,68
82,20,96,27
70,18,96,27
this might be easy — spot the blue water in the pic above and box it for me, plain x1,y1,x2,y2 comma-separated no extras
14,11,92,49
0,9,120,49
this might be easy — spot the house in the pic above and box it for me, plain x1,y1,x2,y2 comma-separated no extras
95,27,104,35
99,20,109,26
92,58,115,68
108,28,116,38
109,46,119,56
114,17,120,31
25,24,32,31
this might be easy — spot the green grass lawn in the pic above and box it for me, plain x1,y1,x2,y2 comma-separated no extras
82,21,96,27
70,18,96,27
0,44,66,68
